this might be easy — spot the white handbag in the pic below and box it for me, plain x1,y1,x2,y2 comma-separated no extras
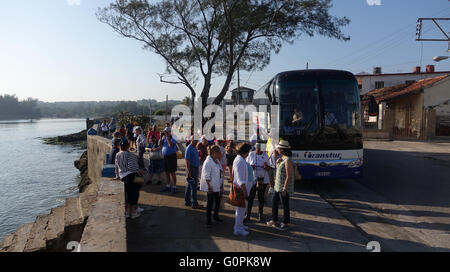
149,150,163,160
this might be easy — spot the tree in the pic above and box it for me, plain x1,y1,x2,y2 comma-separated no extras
181,96,192,107
154,109,167,116
97,0,350,109
0,94,41,119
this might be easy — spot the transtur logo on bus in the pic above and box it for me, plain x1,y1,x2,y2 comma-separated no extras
304,152,342,160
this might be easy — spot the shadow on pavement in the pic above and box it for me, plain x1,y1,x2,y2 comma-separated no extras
126,166,372,252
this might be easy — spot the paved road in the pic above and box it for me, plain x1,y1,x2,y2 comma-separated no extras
313,140,450,252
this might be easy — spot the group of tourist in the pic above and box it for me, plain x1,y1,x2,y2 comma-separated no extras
100,118,117,138
107,119,295,235
183,133,295,235
108,120,180,219
228,140,294,235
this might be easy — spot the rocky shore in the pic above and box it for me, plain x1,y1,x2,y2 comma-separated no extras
43,129,87,149
74,151,91,193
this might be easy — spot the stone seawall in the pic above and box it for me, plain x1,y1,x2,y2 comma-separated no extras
0,135,126,252
87,136,113,189
80,136,126,251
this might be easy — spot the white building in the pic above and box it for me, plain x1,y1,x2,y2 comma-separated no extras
357,65,450,94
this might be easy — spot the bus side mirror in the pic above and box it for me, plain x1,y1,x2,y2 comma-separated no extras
368,96,378,116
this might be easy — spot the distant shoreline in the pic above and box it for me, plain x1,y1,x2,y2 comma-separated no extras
0,117,86,122
0,117,40,121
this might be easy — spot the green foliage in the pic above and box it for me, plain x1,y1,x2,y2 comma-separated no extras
117,114,151,130
181,96,192,107
153,109,167,116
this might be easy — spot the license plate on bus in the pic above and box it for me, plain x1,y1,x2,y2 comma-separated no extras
316,172,331,177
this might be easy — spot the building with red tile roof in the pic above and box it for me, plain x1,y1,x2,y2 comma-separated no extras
361,75,450,139
356,65,450,94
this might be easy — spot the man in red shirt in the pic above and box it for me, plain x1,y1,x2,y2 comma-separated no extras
119,125,126,138
146,125,160,144
196,135,212,181
196,136,209,165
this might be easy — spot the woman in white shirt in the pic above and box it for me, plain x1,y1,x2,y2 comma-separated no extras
232,143,253,236
101,120,109,138
246,143,270,222
216,140,227,173
200,145,224,227
135,127,147,169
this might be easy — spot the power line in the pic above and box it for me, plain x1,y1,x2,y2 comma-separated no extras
342,24,436,69
346,23,438,67
326,5,450,67
381,60,430,68
326,24,414,67
340,29,415,68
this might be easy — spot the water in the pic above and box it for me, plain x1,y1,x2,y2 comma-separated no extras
0,118,86,241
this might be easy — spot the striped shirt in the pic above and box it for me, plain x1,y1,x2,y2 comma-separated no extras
115,151,139,179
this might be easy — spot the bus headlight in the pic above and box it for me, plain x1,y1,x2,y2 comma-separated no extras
348,158,363,168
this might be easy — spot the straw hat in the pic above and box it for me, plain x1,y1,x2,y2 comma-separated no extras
276,140,291,149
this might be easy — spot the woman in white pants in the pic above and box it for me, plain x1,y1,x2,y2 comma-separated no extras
232,143,252,236
200,145,225,227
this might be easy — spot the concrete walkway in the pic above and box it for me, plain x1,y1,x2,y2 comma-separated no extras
126,160,370,252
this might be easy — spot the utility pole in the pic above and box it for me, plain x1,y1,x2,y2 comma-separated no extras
416,18,450,51
165,95,168,122
149,100,152,124
237,64,240,105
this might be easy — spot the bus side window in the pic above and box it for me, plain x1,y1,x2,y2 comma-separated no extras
264,80,273,103
271,79,278,104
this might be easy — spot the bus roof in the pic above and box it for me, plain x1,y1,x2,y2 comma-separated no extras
275,69,356,81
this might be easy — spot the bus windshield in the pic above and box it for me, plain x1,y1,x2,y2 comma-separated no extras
279,79,320,135
278,77,362,151
321,79,361,131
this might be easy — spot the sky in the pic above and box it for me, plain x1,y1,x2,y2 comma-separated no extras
0,0,449,102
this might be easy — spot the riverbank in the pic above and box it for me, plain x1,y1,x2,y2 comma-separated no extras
42,129,88,149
